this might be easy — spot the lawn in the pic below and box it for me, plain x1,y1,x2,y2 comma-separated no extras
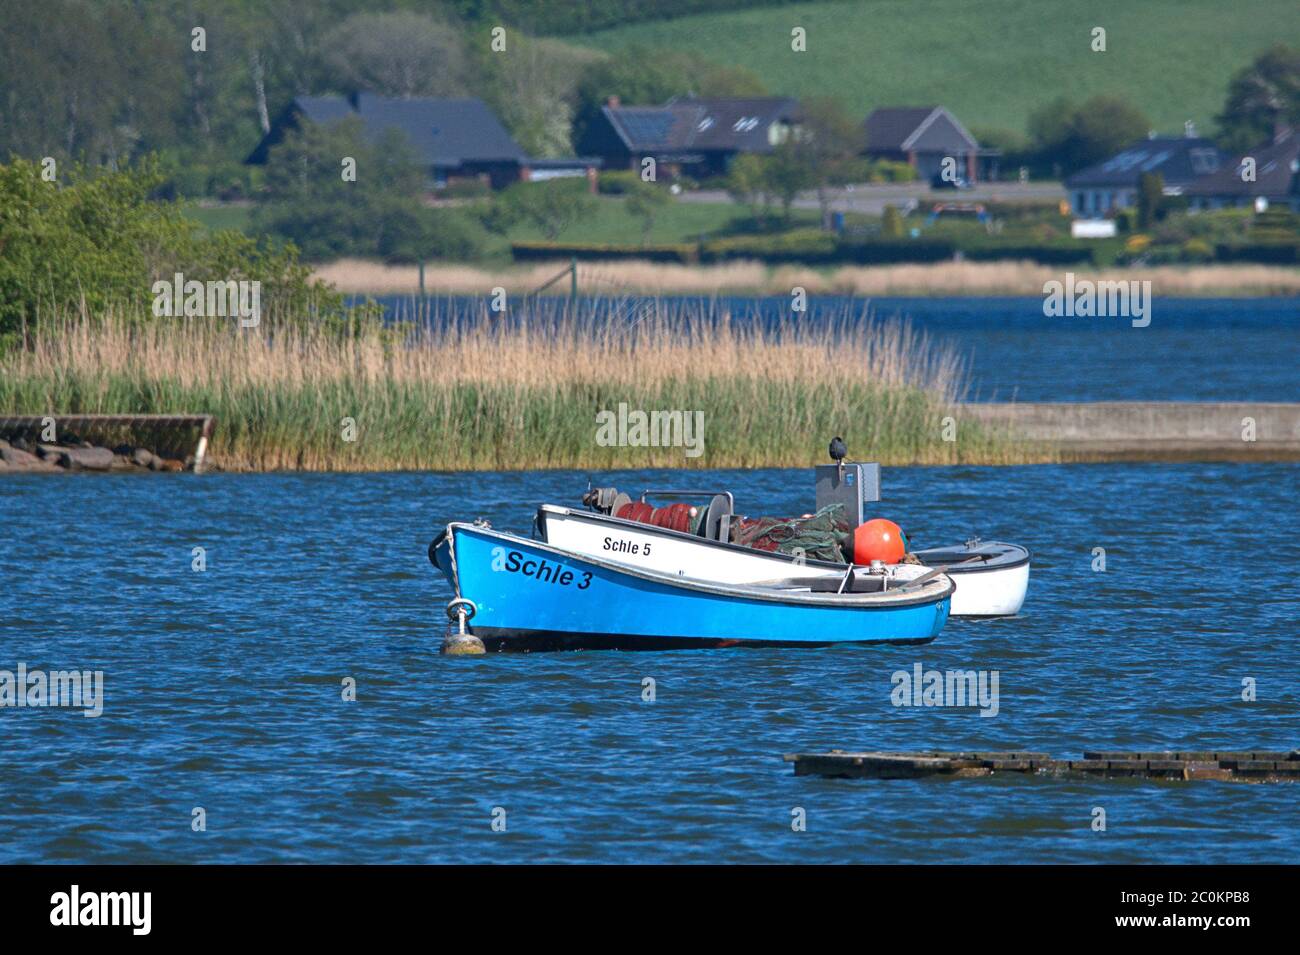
504,194,821,244
563,0,1295,135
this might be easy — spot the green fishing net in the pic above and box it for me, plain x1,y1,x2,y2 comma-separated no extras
730,503,850,563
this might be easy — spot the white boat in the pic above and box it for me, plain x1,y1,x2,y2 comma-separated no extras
909,541,1030,617
536,504,1029,618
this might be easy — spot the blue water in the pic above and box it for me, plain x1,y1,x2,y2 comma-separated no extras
2,463,1297,863
365,295,1300,403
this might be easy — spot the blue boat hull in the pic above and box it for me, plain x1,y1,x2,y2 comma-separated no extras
431,524,951,651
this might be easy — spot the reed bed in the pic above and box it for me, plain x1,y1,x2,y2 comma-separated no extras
315,257,1300,297
0,300,1046,471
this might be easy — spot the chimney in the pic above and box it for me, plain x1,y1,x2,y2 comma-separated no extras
605,95,620,109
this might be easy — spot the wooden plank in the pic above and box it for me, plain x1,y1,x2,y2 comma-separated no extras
1103,759,1150,776
984,759,1033,771
786,749,1300,784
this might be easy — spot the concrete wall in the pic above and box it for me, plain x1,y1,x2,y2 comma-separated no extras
960,402,1300,461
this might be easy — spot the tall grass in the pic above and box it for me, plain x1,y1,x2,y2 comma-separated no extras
0,299,1043,470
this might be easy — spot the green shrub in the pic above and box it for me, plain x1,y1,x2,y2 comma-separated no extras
1114,207,1139,234
439,178,492,200
0,156,338,345
378,205,489,264
598,170,642,195
865,159,918,183
881,205,905,238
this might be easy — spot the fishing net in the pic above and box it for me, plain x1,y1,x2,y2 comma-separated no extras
730,503,850,563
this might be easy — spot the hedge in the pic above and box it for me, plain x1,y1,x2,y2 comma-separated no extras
462,1,789,35
1214,241,1300,264
511,241,698,263
962,242,1097,265
700,229,836,263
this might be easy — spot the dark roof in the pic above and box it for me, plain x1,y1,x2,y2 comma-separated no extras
1183,128,1300,198
602,96,801,154
864,106,979,153
1065,136,1226,190
248,94,527,167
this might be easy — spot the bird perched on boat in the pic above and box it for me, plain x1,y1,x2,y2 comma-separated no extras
829,436,847,480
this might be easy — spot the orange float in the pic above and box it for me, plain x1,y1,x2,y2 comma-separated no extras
853,518,906,564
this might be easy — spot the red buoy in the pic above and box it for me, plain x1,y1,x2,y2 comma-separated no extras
853,518,906,565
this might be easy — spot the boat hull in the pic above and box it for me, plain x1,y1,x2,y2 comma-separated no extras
432,523,951,651
931,558,1029,617
537,505,1028,618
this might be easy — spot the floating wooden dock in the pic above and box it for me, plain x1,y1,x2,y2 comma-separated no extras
960,402,1300,462
785,750,1300,783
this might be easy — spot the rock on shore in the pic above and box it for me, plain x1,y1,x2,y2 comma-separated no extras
0,437,189,474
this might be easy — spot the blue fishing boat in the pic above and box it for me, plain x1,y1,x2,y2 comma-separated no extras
429,521,953,652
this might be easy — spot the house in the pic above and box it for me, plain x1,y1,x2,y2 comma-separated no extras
1065,129,1225,218
576,95,802,179
863,106,994,182
1183,127,1300,213
246,93,598,190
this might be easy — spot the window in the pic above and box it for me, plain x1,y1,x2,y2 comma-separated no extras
1189,148,1219,174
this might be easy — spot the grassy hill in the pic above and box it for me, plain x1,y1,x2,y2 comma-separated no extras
564,0,1295,135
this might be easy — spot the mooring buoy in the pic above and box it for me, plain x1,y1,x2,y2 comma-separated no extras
441,598,485,655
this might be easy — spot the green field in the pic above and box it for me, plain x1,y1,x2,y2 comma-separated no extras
564,0,1295,135
504,195,823,243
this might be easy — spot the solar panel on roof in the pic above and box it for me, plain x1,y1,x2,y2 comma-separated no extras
1140,150,1172,171
620,113,676,146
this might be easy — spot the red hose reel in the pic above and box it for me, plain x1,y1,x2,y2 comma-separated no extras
615,500,696,534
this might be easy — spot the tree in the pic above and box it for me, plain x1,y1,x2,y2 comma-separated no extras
725,154,775,227
624,181,671,245
787,96,862,229
489,179,596,241
0,156,327,343
1136,172,1163,229
321,11,468,99
0,0,182,166
763,144,816,224
253,117,447,260
480,35,600,157
1216,44,1300,152
1027,95,1150,176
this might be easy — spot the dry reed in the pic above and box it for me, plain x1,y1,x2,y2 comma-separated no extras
0,300,1045,471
